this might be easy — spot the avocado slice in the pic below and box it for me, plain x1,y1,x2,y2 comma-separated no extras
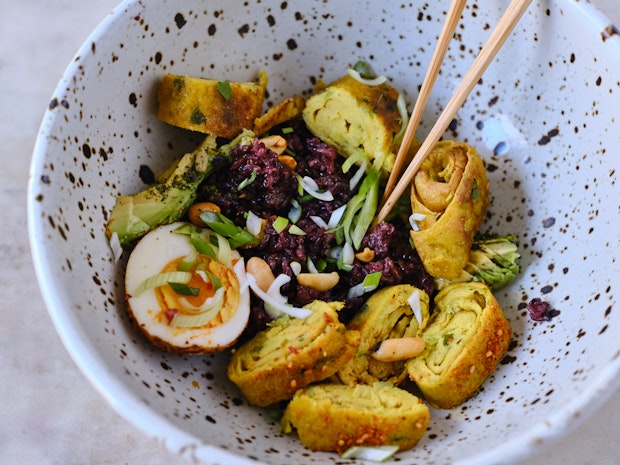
106,131,255,247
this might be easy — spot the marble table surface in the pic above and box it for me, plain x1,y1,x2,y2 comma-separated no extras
2,0,618,464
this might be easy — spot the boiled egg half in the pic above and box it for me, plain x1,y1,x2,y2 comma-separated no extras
125,222,250,355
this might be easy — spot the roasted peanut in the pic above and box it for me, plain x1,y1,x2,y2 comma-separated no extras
296,271,340,292
187,202,221,226
355,247,375,262
277,155,297,170
259,134,287,155
246,256,275,292
371,337,425,362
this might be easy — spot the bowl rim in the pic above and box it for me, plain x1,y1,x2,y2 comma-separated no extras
27,0,620,464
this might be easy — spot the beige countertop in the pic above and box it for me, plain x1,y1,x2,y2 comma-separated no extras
2,0,619,464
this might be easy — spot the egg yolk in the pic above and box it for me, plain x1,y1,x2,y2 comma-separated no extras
155,255,240,326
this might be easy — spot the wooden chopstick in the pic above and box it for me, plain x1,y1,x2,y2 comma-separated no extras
376,0,532,224
382,0,467,205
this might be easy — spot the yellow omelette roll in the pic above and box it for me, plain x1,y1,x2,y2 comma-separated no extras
157,71,268,139
406,282,511,409
281,382,430,454
253,94,305,135
336,285,430,386
227,300,360,406
410,140,489,279
302,74,404,173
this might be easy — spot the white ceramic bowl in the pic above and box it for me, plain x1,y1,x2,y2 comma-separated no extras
28,1,620,464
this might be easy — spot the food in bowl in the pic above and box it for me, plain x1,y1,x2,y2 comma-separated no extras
106,65,521,458
29,1,620,463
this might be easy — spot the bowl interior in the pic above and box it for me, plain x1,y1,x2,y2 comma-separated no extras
29,0,620,464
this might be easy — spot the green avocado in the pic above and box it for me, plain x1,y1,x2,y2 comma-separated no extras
105,130,254,247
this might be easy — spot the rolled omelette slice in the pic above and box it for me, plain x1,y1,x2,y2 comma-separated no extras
281,382,430,454
227,300,360,406
302,74,404,173
406,282,512,409
410,140,489,279
336,285,430,386
156,71,268,139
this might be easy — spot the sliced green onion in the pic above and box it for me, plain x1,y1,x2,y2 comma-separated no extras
246,210,265,236
341,150,367,174
307,257,318,274
302,174,319,190
290,261,302,275
207,222,241,237
335,245,353,272
168,282,200,296
201,211,260,248
336,168,380,249
409,212,427,232
246,273,311,319
288,199,302,224
190,230,217,259
347,271,381,299
281,126,294,134
216,81,233,100
171,223,217,259
109,232,123,264
315,259,328,272
199,210,220,225
214,233,232,266
327,246,343,260
172,223,195,236
309,215,328,230
327,204,347,230
237,169,257,190
273,216,289,234
298,175,334,201
171,287,226,327
298,193,314,203
170,307,217,328
351,172,379,249
226,230,259,249
347,68,388,87
178,249,198,271
133,271,192,297
393,92,409,144
181,286,225,313
338,257,353,272
349,159,367,191
340,445,399,462
195,270,210,284
342,241,355,265
297,177,305,196
363,271,382,288
408,289,423,325
202,269,222,290
288,224,306,236
351,60,376,80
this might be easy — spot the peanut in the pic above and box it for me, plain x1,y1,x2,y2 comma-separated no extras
296,271,340,292
259,134,287,155
187,202,221,226
277,154,297,170
355,247,375,262
371,337,425,362
246,256,275,292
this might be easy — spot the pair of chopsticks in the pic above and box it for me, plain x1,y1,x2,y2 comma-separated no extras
376,0,532,224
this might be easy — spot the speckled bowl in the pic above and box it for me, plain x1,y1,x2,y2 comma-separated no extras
28,0,620,464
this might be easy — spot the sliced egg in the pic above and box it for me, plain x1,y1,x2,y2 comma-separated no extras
125,222,250,355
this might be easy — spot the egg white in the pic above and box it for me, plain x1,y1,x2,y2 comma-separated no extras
125,222,250,354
